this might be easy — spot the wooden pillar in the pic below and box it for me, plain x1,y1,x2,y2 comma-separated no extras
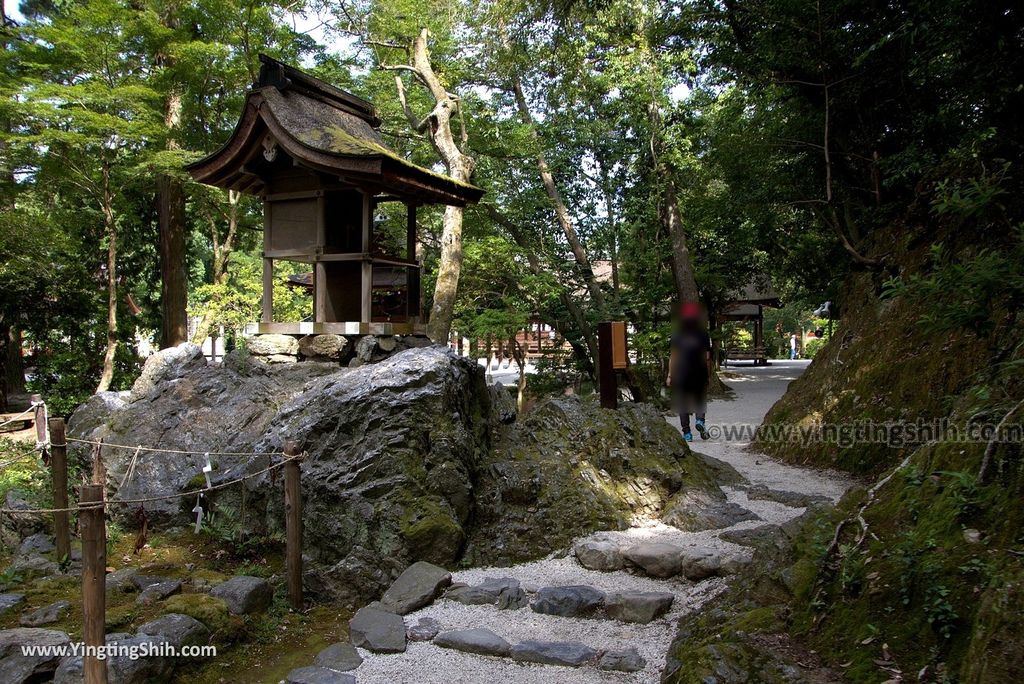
406,203,420,321
283,442,303,612
262,201,273,324
314,194,327,323
80,484,108,684
32,394,46,445
598,321,617,409
49,418,71,561
360,192,372,324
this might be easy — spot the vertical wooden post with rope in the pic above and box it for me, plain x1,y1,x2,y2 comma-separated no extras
49,417,71,561
283,441,303,612
31,394,46,446
80,483,108,684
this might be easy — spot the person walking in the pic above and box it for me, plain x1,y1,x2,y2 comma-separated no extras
790,332,798,360
667,301,712,442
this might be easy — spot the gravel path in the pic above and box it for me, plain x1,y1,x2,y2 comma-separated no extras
297,360,854,684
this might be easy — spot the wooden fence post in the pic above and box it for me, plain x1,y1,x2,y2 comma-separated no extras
49,418,71,561
80,484,108,684
31,394,46,446
283,441,303,612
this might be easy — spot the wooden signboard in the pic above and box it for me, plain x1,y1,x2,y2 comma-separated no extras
610,321,628,370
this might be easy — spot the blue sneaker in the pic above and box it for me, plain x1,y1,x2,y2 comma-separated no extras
695,420,710,440
683,432,693,442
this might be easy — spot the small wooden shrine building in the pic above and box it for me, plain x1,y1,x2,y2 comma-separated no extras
719,283,780,366
187,55,483,336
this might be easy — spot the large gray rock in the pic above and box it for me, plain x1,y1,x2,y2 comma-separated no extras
20,600,71,627
9,553,58,577
530,585,605,617
286,666,356,684
661,489,759,531
106,568,139,593
209,576,272,614
312,642,362,671
19,533,55,555
1,490,48,546
53,634,176,684
604,591,674,624
0,628,70,683
380,561,451,615
510,640,600,667
445,577,526,610
349,606,406,653
136,614,209,649
623,543,683,578
434,628,511,657
573,538,623,572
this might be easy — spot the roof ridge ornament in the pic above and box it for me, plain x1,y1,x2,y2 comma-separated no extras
262,135,278,162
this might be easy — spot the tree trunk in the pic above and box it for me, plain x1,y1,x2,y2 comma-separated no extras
96,162,118,393
158,91,188,348
663,178,700,303
384,29,476,344
509,74,606,312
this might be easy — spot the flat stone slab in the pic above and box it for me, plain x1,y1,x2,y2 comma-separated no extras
286,665,356,684
407,616,441,642
574,539,623,572
530,585,605,617
434,628,511,657
623,542,683,578
380,561,451,615
349,606,406,653
136,614,209,649
131,574,174,591
604,591,674,624
599,647,646,672
312,642,362,672
19,600,71,627
135,580,182,606
210,575,273,614
511,640,600,667
445,577,526,610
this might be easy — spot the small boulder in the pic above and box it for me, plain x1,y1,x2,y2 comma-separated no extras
136,614,209,649
209,576,273,615
407,617,441,642
135,580,182,606
312,642,362,672
599,647,646,672
248,334,299,357
434,628,511,657
0,628,71,683
9,553,58,578
530,585,605,617
286,666,356,684
19,600,71,627
379,561,452,615
354,335,378,362
298,334,350,361
131,575,174,591
573,539,623,572
0,594,26,616
18,534,56,555
445,577,526,610
105,568,139,593
510,640,600,667
678,548,723,580
604,591,674,624
622,543,683,578
349,606,406,654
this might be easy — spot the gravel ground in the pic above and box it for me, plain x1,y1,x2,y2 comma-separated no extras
341,360,854,684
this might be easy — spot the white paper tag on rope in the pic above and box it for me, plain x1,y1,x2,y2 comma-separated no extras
202,452,213,489
192,496,204,534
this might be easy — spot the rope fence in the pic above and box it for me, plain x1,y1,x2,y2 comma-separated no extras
0,400,307,683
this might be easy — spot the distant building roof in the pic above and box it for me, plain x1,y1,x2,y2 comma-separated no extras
186,55,483,206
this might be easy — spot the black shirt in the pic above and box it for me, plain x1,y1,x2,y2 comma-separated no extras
671,328,711,389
